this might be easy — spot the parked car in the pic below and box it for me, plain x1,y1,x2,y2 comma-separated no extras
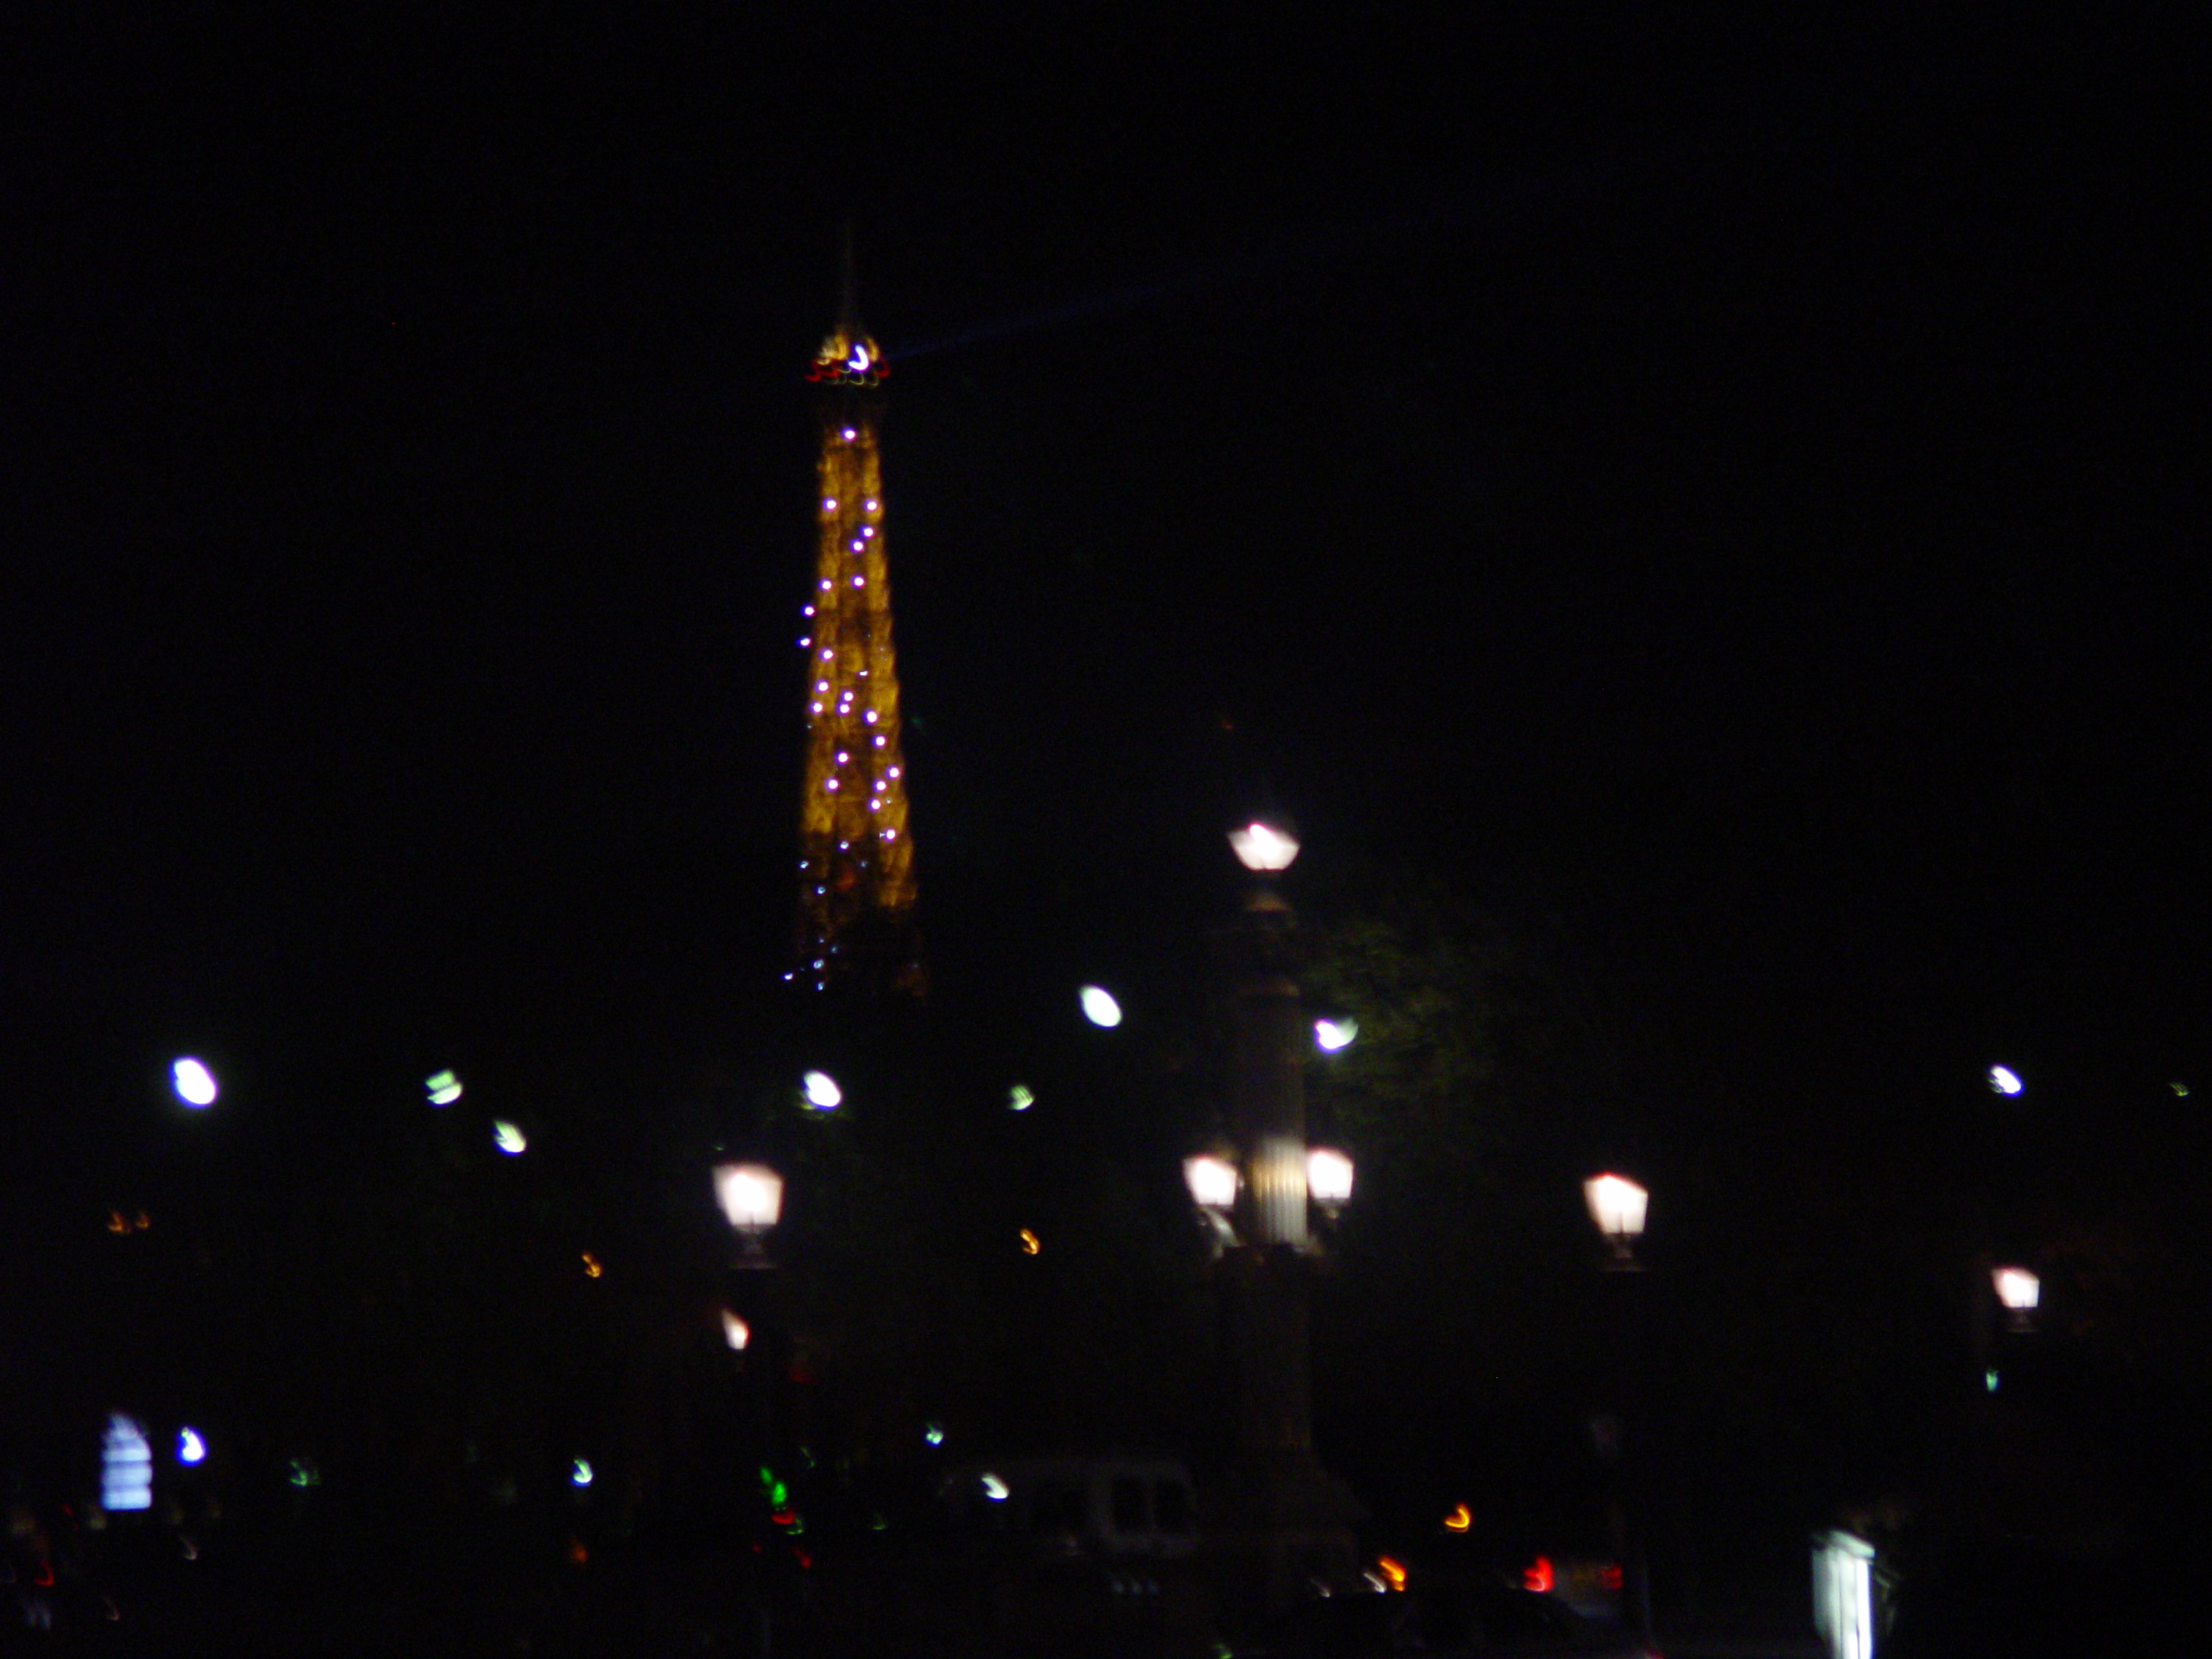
1239,1581,1661,1659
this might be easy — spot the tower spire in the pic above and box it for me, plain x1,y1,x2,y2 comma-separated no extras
793,255,921,998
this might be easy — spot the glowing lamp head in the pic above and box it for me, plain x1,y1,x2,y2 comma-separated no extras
1993,1265,2040,1311
425,1070,462,1107
1584,1173,1648,1258
172,1057,218,1108
1079,986,1122,1028
1184,1154,1239,1212
1314,1017,1358,1052
1306,1147,1356,1210
715,1161,784,1234
493,1120,528,1154
721,1309,751,1351
801,1070,842,1109
1989,1065,2024,1096
178,1427,207,1465
1229,822,1300,873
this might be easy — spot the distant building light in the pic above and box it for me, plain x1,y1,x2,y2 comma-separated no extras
1989,1065,2024,1096
1008,1084,1035,1111
571,1459,593,1487
1314,1017,1357,1052
980,1472,1009,1502
178,1427,207,1465
425,1070,462,1107
493,1121,527,1154
1079,986,1122,1027
802,1071,842,1109
721,1309,751,1351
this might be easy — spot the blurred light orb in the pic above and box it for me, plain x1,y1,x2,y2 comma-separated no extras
721,1309,751,1351
980,1472,1009,1502
1993,1265,2040,1310
1314,1017,1358,1052
802,1070,842,1109
1989,1065,2024,1096
172,1058,218,1108
1229,821,1300,872
1079,986,1122,1028
178,1427,207,1465
493,1121,527,1154
571,1459,593,1487
925,1422,945,1446
425,1070,463,1107
1008,1084,1035,1112
1019,1228,1041,1255
715,1162,784,1233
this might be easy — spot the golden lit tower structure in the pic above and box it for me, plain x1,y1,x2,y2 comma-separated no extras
793,280,920,996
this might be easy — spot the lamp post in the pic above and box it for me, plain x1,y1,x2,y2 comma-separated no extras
1584,1172,1655,1642
1198,822,1364,1620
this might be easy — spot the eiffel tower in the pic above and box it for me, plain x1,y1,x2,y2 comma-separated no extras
791,255,922,998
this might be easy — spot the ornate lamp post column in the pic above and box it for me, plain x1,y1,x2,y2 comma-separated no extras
1204,823,1364,1619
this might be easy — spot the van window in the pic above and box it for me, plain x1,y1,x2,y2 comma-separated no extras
1110,1478,1148,1533
1154,1480,1193,1534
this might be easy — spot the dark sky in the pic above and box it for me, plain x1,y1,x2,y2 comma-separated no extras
4,11,2202,1166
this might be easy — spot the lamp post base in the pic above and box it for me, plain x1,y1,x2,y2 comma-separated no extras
1203,1452,1367,1625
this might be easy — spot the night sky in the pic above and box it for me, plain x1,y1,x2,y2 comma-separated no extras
5,10,2203,1446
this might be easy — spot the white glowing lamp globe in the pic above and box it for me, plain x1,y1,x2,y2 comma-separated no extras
1314,1017,1358,1052
801,1070,842,1109
1306,1147,1356,1209
1229,822,1300,873
721,1308,752,1351
1184,1154,1239,1212
1993,1265,2040,1311
1079,986,1123,1028
1585,1173,1649,1245
1989,1065,2024,1096
715,1162,784,1234
172,1057,218,1108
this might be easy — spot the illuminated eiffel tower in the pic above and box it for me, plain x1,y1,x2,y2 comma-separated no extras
791,261,922,998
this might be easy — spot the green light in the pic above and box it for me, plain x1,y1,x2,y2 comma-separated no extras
1985,1369,1999,1393
426,1070,462,1106
924,1422,944,1447
1008,1084,1035,1111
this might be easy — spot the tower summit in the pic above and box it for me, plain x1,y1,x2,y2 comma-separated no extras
793,266,921,997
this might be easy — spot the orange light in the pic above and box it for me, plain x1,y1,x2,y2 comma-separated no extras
1019,1229,1040,1255
134,1211,150,1230
105,1210,128,1234
1376,1555,1407,1592
1522,1556,1554,1594
1443,1503,1471,1532
581,1252,602,1279
566,1538,588,1566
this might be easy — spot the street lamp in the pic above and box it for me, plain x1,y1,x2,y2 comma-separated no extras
1229,821,1300,874
715,1161,784,1264
1306,1147,1355,1219
1992,1264,2039,1332
1585,1173,1649,1268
